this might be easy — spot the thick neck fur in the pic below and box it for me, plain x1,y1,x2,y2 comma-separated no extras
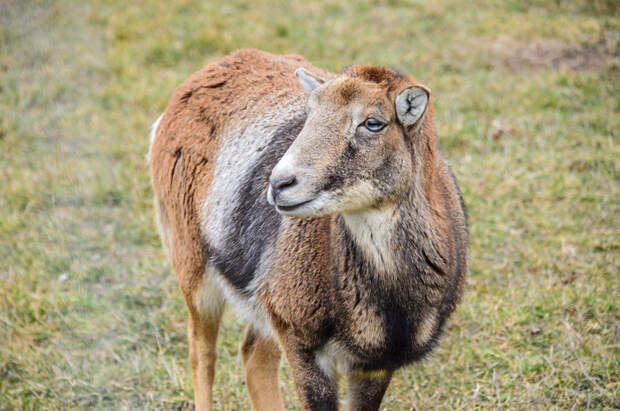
329,154,450,367
339,131,446,280
329,140,451,366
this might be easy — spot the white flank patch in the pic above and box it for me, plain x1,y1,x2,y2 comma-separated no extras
201,98,302,251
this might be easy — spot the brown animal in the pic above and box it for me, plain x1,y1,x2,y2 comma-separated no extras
149,49,468,410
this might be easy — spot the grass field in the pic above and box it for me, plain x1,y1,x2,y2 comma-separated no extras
0,0,618,409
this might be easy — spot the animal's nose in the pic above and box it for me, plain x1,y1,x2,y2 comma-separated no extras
269,175,297,197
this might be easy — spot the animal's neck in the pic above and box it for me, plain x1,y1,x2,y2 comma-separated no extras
339,175,436,277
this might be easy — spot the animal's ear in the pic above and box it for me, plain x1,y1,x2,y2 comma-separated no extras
296,68,325,94
395,86,430,127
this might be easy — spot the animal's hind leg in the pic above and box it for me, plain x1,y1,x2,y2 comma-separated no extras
241,325,284,411
152,196,225,410
187,269,225,411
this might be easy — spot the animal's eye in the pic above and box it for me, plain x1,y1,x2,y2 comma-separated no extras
364,118,386,132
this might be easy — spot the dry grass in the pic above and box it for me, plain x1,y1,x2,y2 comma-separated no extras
0,0,618,409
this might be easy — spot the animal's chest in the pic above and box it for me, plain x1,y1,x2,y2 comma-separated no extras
337,296,421,370
259,218,336,342
331,233,440,369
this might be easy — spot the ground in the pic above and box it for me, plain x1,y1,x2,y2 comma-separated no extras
0,0,618,409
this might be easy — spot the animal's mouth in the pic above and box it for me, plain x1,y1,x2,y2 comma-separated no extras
267,183,319,215
275,197,316,214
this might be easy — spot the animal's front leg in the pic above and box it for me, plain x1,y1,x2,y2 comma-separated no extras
346,369,393,411
282,340,338,411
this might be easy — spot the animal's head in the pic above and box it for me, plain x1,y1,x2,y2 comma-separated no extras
267,65,433,217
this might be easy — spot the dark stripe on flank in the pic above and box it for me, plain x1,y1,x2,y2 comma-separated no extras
210,116,306,293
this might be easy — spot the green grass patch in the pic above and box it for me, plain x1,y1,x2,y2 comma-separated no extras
0,0,618,408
